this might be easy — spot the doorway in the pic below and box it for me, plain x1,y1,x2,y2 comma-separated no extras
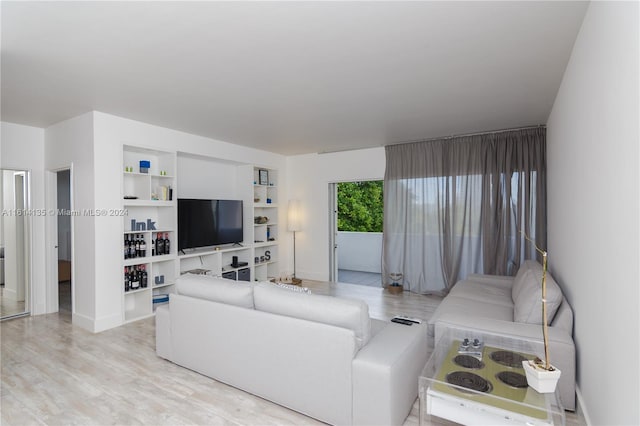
56,170,72,312
329,181,384,287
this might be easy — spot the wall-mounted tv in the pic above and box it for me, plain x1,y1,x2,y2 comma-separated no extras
178,199,243,251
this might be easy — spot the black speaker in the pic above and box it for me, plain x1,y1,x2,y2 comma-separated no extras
232,256,238,267
222,271,236,280
237,268,250,282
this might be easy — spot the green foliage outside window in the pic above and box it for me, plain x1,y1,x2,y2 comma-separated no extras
337,181,383,232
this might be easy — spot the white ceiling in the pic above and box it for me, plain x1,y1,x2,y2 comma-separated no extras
1,1,588,155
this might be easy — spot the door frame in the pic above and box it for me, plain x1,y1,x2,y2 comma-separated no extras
45,165,74,314
328,183,338,282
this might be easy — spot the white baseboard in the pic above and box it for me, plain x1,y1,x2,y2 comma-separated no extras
72,312,95,332
94,312,123,332
575,386,592,426
72,311,123,333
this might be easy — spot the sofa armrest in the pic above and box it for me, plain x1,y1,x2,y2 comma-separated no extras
352,322,428,426
433,313,576,410
155,304,172,360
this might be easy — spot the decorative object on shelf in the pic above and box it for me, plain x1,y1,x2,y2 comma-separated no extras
254,216,268,224
259,169,269,185
387,272,403,294
288,200,302,285
521,232,561,393
152,293,169,311
130,218,157,231
154,275,165,285
254,256,259,263
254,197,260,202
139,160,150,173
266,198,272,204
264,250,271,260
158,185,173,201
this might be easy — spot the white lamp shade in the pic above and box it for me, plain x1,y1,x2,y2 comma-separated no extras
288,200,301,232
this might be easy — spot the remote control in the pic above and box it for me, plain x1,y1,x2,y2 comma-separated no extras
393,315,422,324
391,318,414,326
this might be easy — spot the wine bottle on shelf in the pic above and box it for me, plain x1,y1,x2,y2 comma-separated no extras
157,233,165,256
124,267,129,292
140,265,148,288
124,236,128,260
140,235,147,258
130,266,140,290
155,233,162,256
164,233,170,255
152,233,156,256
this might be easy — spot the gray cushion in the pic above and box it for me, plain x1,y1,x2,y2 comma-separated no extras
176,274,254,309
254,283,371,349
513,266,563,324
428,295,514,336
449,279,513,308
512,260,539,301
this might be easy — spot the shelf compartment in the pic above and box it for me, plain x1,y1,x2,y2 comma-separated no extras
151,259,177,288
124,288,152,322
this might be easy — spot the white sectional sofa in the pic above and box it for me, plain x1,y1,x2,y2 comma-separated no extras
156,274,429,425
428,260,576,411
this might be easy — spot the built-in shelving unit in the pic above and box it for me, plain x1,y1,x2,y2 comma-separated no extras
178,245,252,278
121,148,282,324
122,145,177,323
252,167,279,281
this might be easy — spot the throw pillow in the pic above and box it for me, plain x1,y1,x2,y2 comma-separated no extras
272,282,311,294
513,268,563,325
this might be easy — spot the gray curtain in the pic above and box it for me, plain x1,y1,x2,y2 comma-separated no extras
382,127,546,294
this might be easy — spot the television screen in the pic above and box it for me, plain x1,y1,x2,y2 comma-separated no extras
178,199,243,250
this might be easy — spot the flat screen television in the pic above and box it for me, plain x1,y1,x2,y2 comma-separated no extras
178,199,243,250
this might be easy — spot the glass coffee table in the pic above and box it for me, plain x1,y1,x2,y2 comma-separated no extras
420,327,565,425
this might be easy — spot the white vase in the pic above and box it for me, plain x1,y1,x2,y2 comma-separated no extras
522,360,562,393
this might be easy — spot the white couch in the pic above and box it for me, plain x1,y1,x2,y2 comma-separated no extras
156,275,428,425
428,260,576,411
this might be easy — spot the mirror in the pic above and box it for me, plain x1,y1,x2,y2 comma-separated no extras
1,169,31,319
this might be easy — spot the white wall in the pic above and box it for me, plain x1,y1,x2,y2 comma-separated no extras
546,2,639,424
286,148,385,280
1,121,46,314
45,112,96,327
177,155,238,200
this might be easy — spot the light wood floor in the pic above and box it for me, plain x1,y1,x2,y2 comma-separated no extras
1,280,583,425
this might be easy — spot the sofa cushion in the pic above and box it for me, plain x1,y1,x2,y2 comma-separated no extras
448,279,513,308
513,266,563,324
427,295,514,336
254,283,371,348
176,274,254,309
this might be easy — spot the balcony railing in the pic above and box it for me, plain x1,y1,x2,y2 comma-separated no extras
337,231,382,286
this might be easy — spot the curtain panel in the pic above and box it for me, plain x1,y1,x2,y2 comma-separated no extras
382,127,546,294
